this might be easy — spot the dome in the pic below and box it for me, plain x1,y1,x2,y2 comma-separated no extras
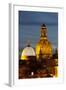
36,41,52,59
35,24,52,59
21,46,36,60
36,40,52,59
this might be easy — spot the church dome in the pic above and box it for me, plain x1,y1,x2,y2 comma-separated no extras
36,40,52,59
21,44,35,60
35,24,52,59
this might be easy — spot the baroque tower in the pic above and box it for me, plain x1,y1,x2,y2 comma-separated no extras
36,24,52,59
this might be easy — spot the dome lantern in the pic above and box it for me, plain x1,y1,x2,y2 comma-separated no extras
40,24,47,40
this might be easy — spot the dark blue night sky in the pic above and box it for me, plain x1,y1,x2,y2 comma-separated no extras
19,11,58,49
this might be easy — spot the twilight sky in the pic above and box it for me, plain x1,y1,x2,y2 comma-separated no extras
19,11,58,49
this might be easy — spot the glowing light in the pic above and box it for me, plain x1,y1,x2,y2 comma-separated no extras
21,55,28,60
31,72,34,76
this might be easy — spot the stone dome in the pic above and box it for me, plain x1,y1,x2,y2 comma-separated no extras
35,24,52,59
36,40,52,59
21,45,36,60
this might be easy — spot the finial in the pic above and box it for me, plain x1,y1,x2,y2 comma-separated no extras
41,24,46,29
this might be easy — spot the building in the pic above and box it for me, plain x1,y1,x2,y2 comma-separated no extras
36,24,52,59
19,43,37,79
19,24,58,79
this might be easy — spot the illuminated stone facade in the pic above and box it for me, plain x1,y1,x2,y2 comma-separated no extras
19,24,58,79
36,24,52,59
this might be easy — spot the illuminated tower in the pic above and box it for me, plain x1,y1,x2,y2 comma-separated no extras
36,24,52,59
